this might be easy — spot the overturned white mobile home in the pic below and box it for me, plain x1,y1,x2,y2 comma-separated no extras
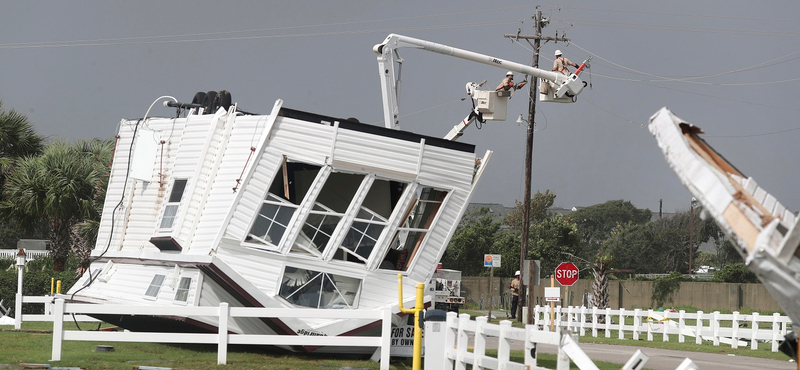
67,96,491,350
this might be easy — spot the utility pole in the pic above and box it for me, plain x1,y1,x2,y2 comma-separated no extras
689,198,695,274
504,7,570,324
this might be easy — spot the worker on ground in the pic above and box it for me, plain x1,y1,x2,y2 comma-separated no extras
495,71,527,92
552,50,579,75
509,271,520,319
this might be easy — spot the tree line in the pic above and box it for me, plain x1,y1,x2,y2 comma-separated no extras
0,101,113,273
441,190,748,280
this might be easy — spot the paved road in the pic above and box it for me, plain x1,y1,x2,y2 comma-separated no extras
469,332,795,370
535,342,794,370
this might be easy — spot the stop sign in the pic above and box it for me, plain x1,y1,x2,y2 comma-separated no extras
554,262,579,286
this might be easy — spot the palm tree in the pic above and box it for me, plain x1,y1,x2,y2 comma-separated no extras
0,101,44,196
590,253,613,310
0,139,113,271
72,139,114,273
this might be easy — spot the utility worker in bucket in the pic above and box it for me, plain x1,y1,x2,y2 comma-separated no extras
509,270,521,319
495,71,527,92
552,50,579,75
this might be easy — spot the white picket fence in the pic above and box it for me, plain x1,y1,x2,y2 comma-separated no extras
533,305,791,352
424,312,598,370
14,295,98,324
12,297,713,370
47,298,392,368
0,249,50,260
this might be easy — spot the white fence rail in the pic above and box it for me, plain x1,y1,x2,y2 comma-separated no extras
0,249,50,259
17,295,98,324
533,305,791,352
48,299,392,369
424,312,699,370
424,312,602,370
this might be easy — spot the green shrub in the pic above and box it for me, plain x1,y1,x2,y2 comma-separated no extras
713,263,759,283
0,255,78,315
651,271,687,308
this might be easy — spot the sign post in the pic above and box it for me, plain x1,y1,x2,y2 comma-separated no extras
552,262,579,330
483,254,501,319
544,285,560,330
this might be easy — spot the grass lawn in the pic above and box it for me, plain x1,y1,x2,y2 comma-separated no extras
0,321,631,370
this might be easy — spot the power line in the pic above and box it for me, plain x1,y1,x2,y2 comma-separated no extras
561,19,800,37
365,97,465,125
583,94,800,138
0,6,534,49
0,20,520,50
569,41,800,83
512,37,800,87
705,127,800,138
579,97,642,127
540,5,800,24
589,71,800,86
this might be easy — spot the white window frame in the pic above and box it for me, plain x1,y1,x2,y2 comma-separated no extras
292,202,340,257
173,276,192,304
247,194,301,247
144,274,166,300
336,206,388,264
246,160,324,251
158,179,188,232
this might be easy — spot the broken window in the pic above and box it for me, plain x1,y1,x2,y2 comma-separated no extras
334,178,406,265
247,160,321,247
291,172,363,257
144,274,166,299
381,187,447,271
279,266,361,309
159,179,188,230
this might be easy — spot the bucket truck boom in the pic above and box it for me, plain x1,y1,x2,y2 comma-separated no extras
373,33,590,139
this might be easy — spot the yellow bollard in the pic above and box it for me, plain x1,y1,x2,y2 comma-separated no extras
397,274,425,370
56,280,62,294
51,278,55,295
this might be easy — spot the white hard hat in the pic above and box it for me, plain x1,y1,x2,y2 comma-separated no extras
555,49,562,56
506,71,513,76
515,270,520,276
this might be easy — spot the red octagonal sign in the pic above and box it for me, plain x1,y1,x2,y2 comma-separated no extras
555,262,579,286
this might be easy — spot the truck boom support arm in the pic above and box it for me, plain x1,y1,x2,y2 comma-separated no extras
374,33,571,130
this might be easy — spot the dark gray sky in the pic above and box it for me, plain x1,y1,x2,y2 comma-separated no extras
2,1,798,213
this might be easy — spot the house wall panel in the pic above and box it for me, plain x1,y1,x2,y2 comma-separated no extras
176,119,223,249
417,146,475,188
224,146,283,242
333,130,419,176
214,244,285,297
191,118,265,252
268,119,332,165
408,191,469,283
77,263,186,306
